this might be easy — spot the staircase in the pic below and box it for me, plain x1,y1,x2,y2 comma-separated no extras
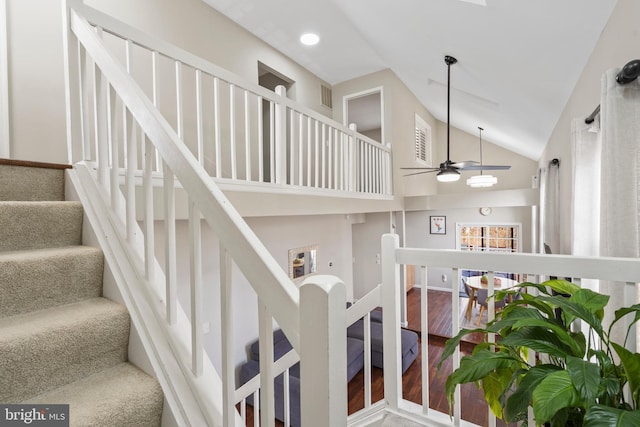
0,162,164,426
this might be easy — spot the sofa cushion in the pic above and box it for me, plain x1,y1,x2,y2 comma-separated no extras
347,320,419,373
248,331,364,382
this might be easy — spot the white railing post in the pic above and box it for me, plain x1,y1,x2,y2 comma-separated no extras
348,124,357,192
274,85,287,184
381,233,402,409
300,275,347,427
62,0,85,163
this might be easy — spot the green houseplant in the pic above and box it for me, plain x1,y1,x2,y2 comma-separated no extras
438,279,640,426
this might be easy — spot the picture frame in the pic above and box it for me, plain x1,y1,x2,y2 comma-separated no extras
430,216,446,234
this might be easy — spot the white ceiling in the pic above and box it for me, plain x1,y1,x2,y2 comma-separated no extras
202,0,618,160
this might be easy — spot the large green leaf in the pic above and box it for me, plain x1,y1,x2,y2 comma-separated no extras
544,279,580,296
611,342,640,407
532,370,581,425
570,288,609,322
437,327,487,369
612,304,640,343
584,405,640,427
537,295,605,338
509,318,584,357
566,356,600,408
482,368,513,419
499,326,576,358
445,350,516,405
505,364,562,422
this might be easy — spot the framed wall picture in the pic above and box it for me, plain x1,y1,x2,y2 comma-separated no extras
430,216,446,235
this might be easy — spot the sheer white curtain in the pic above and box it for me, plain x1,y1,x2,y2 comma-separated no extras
571,118,601,293
541,160,560,255
599,68,640,349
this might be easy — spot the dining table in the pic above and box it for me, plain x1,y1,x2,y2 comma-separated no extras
464,275,519,321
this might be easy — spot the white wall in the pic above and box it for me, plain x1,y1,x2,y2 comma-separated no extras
405,206,532,291
6,0,332,163
5,0,67,162
351,212,391,299
153,213,354,375
541,0,640,254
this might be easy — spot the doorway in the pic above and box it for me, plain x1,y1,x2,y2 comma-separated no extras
343,87,385,144
258,62,295,182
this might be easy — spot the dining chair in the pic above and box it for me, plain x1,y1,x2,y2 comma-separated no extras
475,288,508,325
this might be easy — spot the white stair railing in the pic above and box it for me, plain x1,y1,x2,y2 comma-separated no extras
378,233,640,426
62,1,349,426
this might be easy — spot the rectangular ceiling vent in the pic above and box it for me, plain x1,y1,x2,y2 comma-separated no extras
321,84,333,109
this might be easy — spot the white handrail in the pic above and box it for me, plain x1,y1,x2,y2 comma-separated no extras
379,233,640,426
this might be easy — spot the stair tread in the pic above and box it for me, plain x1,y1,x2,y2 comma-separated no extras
0,297,126,339
0,298,130,402
26,362,163,427
0,245,104,318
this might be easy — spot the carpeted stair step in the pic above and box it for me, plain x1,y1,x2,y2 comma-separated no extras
0,163,66,201
0,246,104,319
0,298,130,403
0,201,83,251
26,362,163,427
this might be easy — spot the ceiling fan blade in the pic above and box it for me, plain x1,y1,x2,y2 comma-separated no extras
460,164,511,171
450,160,479,169
403,170,440,177
400,167,440,171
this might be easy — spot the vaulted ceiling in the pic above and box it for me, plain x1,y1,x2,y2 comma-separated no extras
203,0,618,160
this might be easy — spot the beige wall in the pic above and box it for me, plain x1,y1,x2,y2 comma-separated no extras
435,123,538,195
541,0,640,254
332,68,439,202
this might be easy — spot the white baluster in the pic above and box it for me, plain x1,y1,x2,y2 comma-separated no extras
189,200,203,376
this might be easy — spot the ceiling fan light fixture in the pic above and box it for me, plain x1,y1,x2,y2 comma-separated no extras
467,174,497,187
437,167,461,182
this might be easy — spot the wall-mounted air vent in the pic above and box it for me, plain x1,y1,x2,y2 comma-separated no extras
321,84,333,109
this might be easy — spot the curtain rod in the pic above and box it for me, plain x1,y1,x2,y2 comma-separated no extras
585,59,640,124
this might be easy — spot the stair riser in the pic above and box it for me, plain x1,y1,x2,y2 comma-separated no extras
0,301,130,402
0,202,83,251
0,165,65,201
0,248,104,318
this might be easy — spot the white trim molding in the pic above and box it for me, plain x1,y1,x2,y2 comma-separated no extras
0,0,10,157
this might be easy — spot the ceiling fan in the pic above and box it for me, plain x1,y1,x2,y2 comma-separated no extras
402,55,511,182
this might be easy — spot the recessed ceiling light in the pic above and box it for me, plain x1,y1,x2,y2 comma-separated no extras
300,33,320,46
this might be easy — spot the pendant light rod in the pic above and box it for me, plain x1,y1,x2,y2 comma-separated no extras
445,55,457,163
478,126,484,176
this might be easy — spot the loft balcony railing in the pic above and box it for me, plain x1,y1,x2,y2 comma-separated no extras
67,3,391,198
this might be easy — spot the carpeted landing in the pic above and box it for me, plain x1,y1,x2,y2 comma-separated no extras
0,162,163,426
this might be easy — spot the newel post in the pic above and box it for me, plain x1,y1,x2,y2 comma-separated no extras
300,275,347,427
274,85,287,184
381,233,402,409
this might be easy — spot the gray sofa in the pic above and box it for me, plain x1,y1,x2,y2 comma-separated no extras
238,311,419,427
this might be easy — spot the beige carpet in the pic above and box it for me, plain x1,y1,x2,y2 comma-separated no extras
0,163,163,426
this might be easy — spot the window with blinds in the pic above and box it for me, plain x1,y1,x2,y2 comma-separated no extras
457,223,521,279
415,114,432,165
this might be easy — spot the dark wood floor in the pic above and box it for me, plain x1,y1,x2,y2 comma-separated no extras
243,288,514,426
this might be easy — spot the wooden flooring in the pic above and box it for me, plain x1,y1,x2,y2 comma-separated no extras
243,288,515,426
